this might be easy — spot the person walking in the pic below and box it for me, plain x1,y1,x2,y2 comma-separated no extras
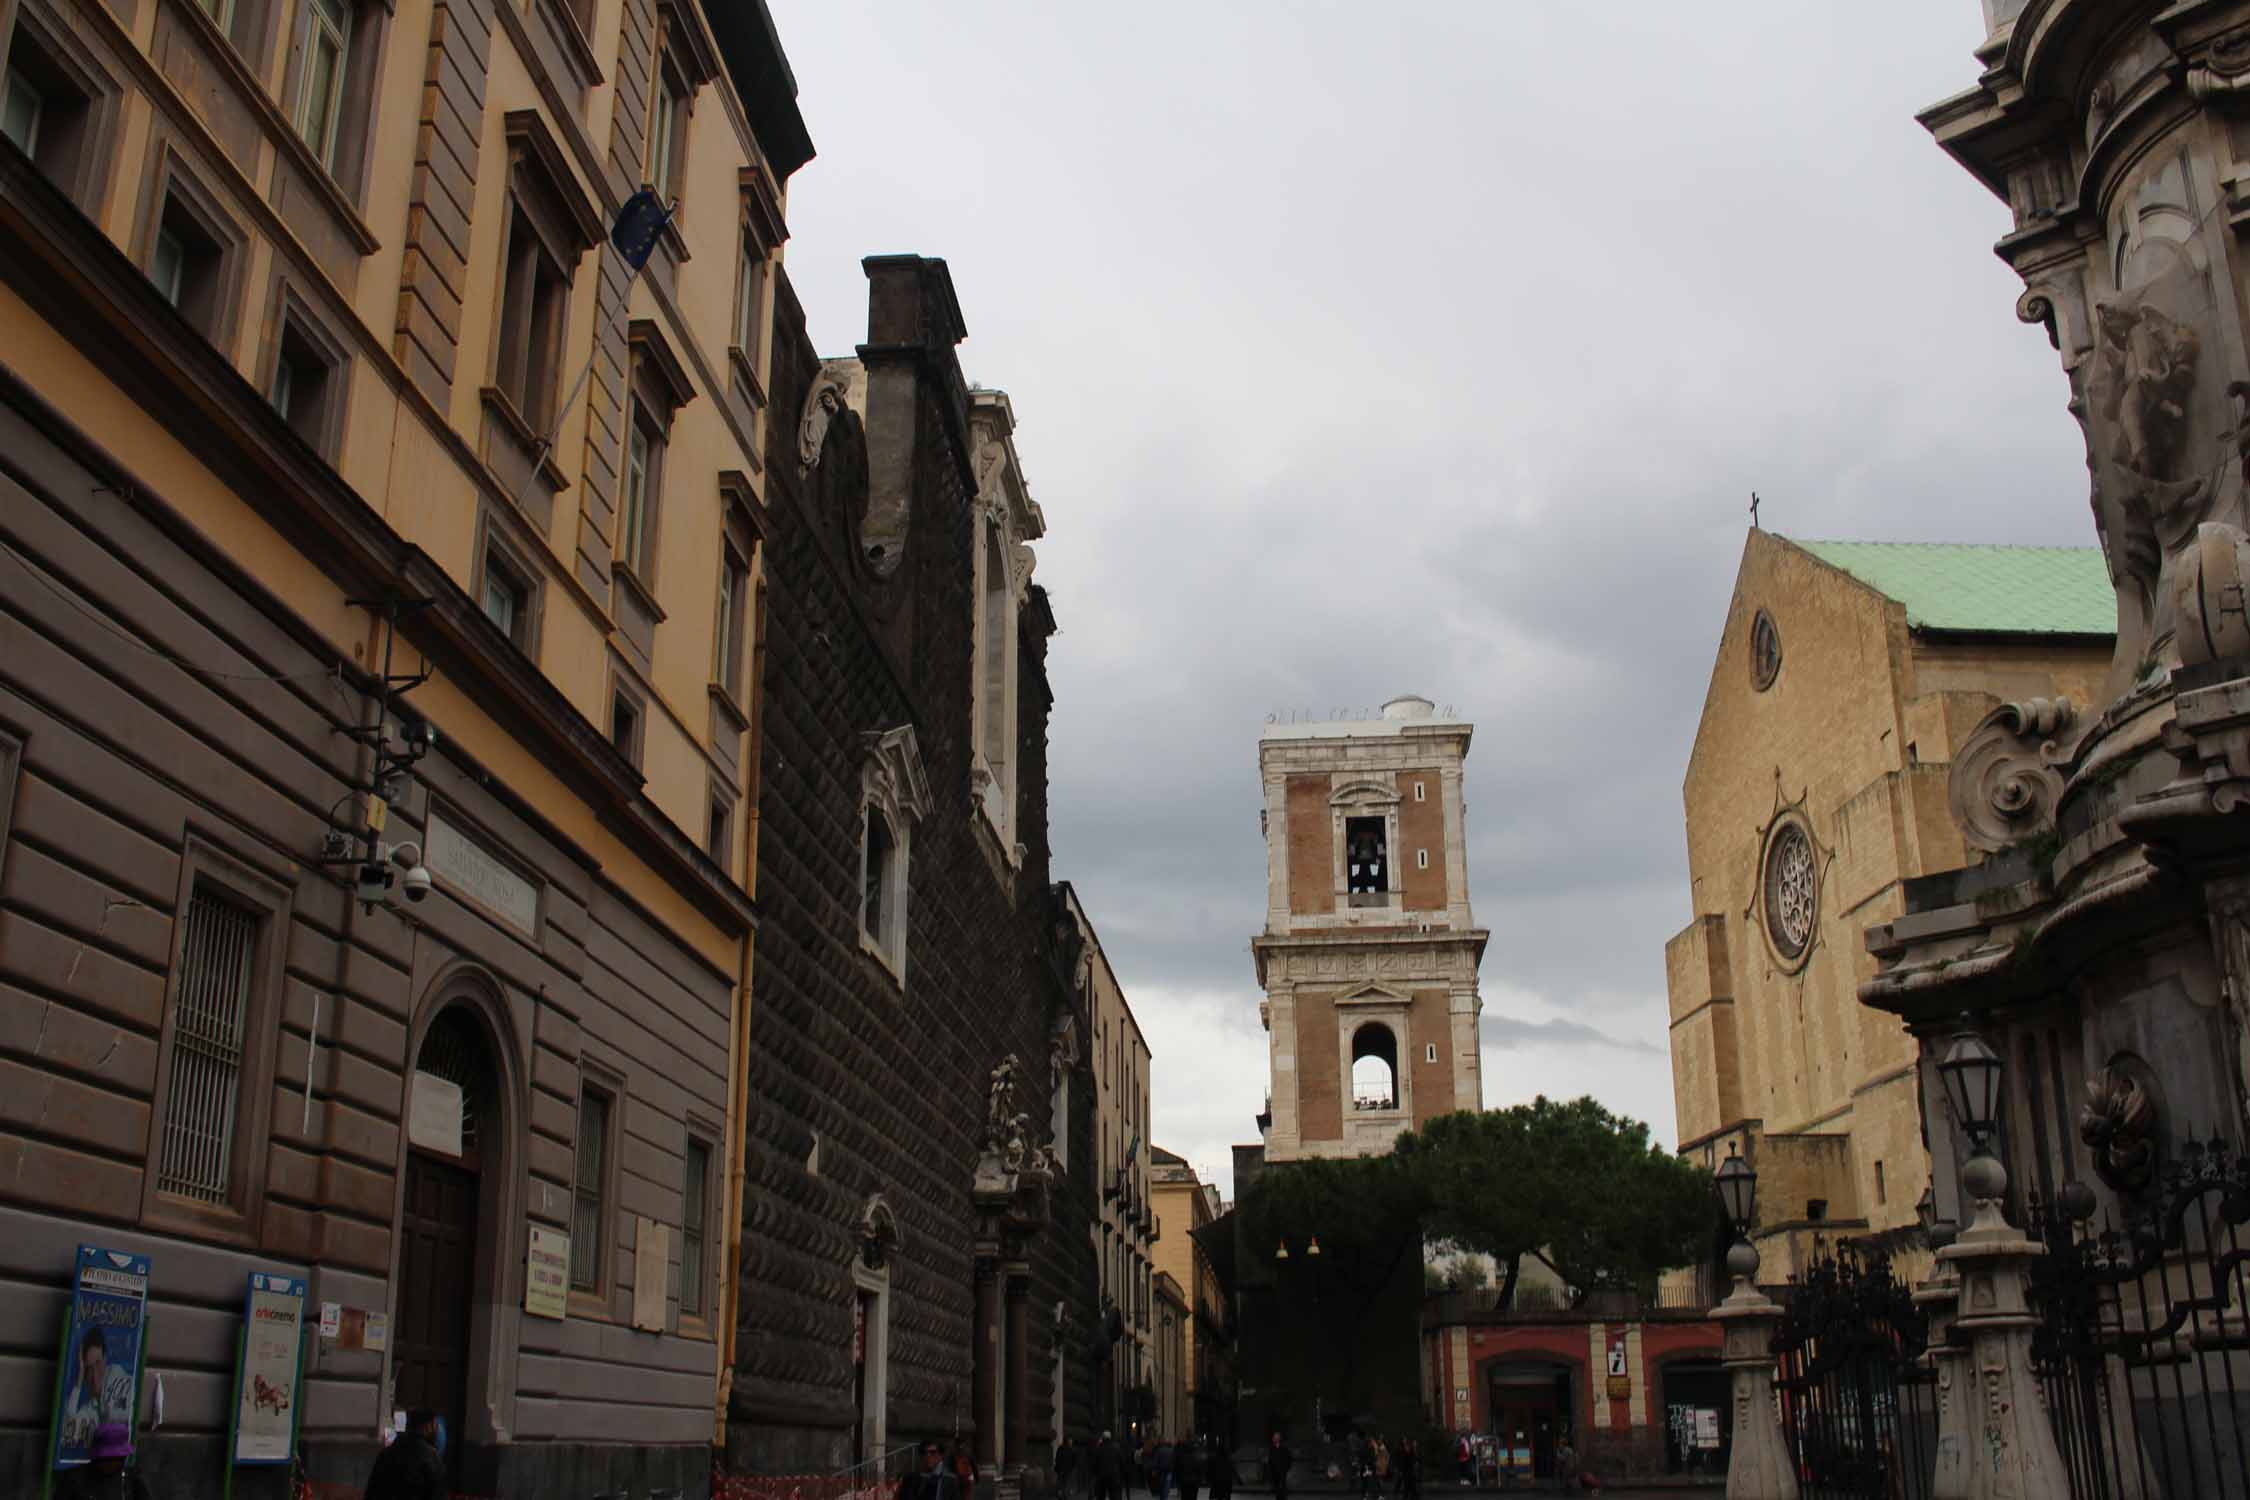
1205,1436,1233,1500
1264,1432,1294,1500
1152,1435,1176,1500
1452,1433,1472,1488
362,1409,447,1500
900,1441,962,1500
1176,1435,1204,1500
1394,1438,1420,1500
1056,1437,1079,1500
1094,1430,1125,1500
1553,1436,1578,1493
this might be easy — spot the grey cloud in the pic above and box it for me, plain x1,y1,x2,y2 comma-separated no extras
769,0,2100,1180
1481,1014,1666,1058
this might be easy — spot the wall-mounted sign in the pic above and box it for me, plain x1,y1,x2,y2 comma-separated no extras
1606,1342,1627,1377
408,1071,465,1157
362,1312,388,1353
318,1302,341,1340
232,1273,305,1465
52,1246,150,1469
632,1219,670,1332
1695,1408,1721,1449
425,811,540,937
526,1226,570,1320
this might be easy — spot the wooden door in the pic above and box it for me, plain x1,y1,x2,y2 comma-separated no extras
395,1150,479,1469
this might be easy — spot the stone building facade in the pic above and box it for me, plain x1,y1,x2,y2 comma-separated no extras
733,257,1098,1480
1149,1148,1232,1441
1665,531,2112,1278
1254,697,1487,1162
0,0,804,1494
1068,884,1156,1437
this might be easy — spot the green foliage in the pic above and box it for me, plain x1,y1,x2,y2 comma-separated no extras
1397,1096,1715,1305
1423,1252,1492,1294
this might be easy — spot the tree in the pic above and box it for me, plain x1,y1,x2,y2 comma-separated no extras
1397,1097,1716,1309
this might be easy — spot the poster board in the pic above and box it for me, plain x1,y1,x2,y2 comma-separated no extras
632,1218,669,1332
526,1225,570,1319
50,1246,150,1470
231,1273,306,1465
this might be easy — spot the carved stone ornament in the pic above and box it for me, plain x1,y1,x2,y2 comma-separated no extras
798,364,855,470
2080,1066,2159,1194
1949,697,2079,854
2171,522,2250,666
860,1195,901,1270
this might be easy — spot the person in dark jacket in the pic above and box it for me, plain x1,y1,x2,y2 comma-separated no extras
1205,1436,1234,1500
1394,1438,1420,1500
900,1441,962,1500
1176,1435,1205,1500
1265,1433,1294,1500
363,1409,447,1500
1093,1431,1125,1500
1152,1437,1176,1500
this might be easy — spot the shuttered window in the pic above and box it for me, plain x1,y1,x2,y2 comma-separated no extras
572,1087,611,1290
157,885,258,1204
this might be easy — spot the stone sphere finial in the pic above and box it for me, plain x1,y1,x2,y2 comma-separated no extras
1963,1153,2009,1203
1725,1240,1761,1280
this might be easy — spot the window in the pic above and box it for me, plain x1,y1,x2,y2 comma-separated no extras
571,1085,611,1290
681,1138,710,1317
0,16,119,212
620,410,659,576
294,0,350,167
1344,814,1388,898
645,73,684,201
707,795,731,861
1415,848,1429,871
2,68,42,155
734,234,766,355
156,885,260,1203
862,807,893,943
495,202,568,431
715,546,748,697
1413,779,1427,802
609,691,642,765
268,313,341,454
482,552,529,644
1806,1199,1828,1223
1350,1023,1397,1111
147,189,227,336
1425,1043,1439,1064
1874,1160,1887,1206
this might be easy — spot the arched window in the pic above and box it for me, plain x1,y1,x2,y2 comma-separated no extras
1351,1022,1398,1111
858,725,929,985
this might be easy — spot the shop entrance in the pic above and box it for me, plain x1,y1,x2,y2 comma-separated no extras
1485,1361,1573,1480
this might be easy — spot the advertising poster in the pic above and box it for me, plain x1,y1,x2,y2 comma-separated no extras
52,1245,150,1470
232,1273,306,1465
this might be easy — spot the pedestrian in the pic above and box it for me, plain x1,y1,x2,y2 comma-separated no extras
1152,1435,1176,1500
900,1440,960,1500
1395,1438,1419,1500
1264,1432,1294,1500
1553,1436,1578,1492
1094,1430,1125,1500
57,1424,152,1500
362,1408,447,1500
1177,1435,1204,1500
1057,1437,1079,1499
1452,1432,1472,1488
1368,1435,1389,1500
951,1442,978,1494
1205,1436,1233,1500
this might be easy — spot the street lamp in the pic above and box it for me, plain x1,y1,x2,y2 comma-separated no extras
1715,1146,1756,1238
1937,1024,2004,1151
1305,1236,1321,1258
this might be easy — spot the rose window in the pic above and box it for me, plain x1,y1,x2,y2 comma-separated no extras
1764,822,1816,960
1750,609,1782,691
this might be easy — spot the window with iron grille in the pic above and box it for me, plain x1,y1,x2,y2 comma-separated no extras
681,1138,710,1316
157,884,259,1204
572,1086,610,1290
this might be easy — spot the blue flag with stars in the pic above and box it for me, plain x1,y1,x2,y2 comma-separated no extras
611,189,672,273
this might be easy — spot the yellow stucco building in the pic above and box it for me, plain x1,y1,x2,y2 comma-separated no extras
1665,531,2112,1276
1150,1147,1231,1439
0,0,806,1488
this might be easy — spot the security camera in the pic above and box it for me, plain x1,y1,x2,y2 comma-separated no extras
400,864,433,904
388,841,424,871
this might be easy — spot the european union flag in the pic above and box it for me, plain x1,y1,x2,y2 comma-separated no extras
612,189,673,273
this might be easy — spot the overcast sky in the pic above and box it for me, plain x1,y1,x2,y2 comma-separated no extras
766,2,2092,1197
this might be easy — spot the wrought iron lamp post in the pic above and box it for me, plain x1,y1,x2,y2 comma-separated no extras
1713,1146,1797,1500
1931,1021,2068,1498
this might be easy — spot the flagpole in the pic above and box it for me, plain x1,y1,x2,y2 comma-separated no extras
530,195,676,476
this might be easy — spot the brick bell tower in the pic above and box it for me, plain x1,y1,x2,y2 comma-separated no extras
1253,696,1488,1161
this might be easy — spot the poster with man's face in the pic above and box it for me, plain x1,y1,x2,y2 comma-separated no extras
52,1246,150,1469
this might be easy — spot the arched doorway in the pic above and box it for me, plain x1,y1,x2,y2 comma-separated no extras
1350,1023,1397,1111
395,1003,503,1474
1484,1359,1574,1480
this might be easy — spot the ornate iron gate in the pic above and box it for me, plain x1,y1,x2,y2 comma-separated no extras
2025,1138,2250,1500
1772,1249,1938,1499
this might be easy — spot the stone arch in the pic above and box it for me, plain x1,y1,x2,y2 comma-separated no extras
393,960,532,1457
1350,1020,1399,1109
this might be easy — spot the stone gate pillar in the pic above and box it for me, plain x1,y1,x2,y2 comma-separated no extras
1714,1244,1797,1500
1913,1251,1969,1500
1937,1161,2068,1500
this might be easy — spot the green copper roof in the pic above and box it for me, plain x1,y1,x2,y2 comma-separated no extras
1793,539,2117,637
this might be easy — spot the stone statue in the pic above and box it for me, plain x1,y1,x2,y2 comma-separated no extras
798,377,846,471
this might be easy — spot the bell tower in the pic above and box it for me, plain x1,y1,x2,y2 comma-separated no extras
1253,696,1488,1161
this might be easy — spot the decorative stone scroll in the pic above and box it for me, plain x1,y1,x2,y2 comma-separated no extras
1950,698,2079,854
2080,1066,2160,1194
